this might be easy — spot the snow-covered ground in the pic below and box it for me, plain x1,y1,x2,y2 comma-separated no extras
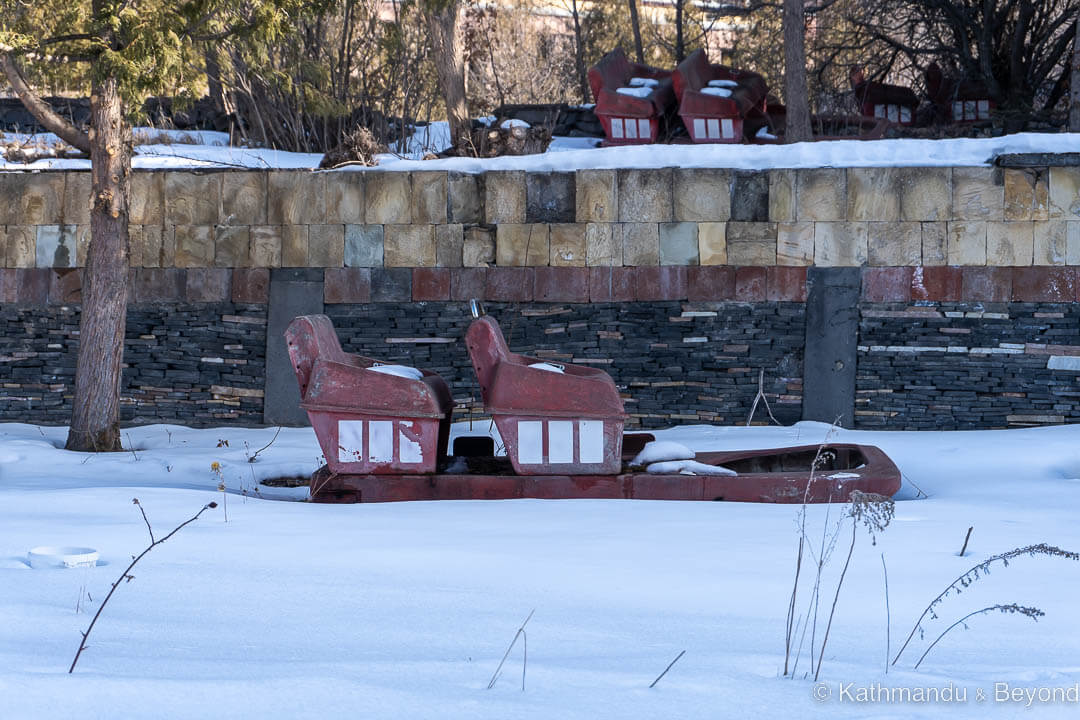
2,420,1080,718
5,124,1080,172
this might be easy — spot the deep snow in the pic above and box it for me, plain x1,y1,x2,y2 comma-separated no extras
2,420,1080,719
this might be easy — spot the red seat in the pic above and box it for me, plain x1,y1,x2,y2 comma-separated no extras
466,315,625,475
285,314,452,474
588,47,675,145
673,49,769,143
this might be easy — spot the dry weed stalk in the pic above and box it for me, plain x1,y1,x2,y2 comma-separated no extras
487,609,534,691
914,604,1044,670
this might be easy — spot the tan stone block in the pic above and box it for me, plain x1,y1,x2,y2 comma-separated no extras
698,222,727,265
1033,221,1066,265
776,222,813,266
159,225,177,267
1004,168,1048,221
585,223,621,266
324,172,365,224
363,173,411,224
921,222,948,266
847,168,900,221
952,167,1003,221
898,167,950,221
281,225,309,267
549,224,586,266
463,227,495,267
1049,166,1080,219
385,224,435,267
1069,222,1080,265
74,225,91,267
62,172,91,225
307,224,345,267
0,226,6,267
727,222,777,265
618,169,672,222
496,224,548,266
250,226,283,268
130,172,164,225
165,173,222,225
814,222,868,266
215,225,251,267
3,226,34,268
797,169,846,221
769,170,796,222
221,172,267,225
412,171,448,224
129,225,164,268
986,222,1033,266
867,222,921,266
946,221,987,265
435,224,463,267
575,170,617,223
268,171,326,225
620,223,659,265
174,225,215,267
3,174,64,225
673,169,730,221
484,171,526,224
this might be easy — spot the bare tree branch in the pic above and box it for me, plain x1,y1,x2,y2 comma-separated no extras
0,53,90,152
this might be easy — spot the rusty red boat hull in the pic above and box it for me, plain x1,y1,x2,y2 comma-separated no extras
307,443,901,504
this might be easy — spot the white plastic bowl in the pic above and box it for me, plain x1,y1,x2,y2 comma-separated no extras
27,546,99,569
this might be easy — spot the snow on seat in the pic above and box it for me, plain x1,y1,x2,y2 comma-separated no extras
588,47,676,145
466,314,626,475
673,48,770,144
285,314,453,475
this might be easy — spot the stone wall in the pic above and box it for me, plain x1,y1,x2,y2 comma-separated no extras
1,165,1078,430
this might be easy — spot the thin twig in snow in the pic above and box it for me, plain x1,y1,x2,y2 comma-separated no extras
487,609,534,691
649,650,686,688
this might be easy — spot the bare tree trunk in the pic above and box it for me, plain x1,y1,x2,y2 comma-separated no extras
675,1,685,64
66,75,131,452
423,1,470,149
570,0,590,102
783,0,812,143
204,45,229,116
1071,13,1080,131
627,0,645,64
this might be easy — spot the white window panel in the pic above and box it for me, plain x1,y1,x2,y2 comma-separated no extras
367,421,393,463
611,118,624,139
518,421,543,465
721,118,735,138
693,118,706,140
338,420,364,463
706,118,720,139
579,420,604,464
548,421,574,464
638,118,651,139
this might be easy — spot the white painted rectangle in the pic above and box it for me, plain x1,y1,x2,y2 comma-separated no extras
367,421,394,463
625,118,638,139
611,118,624,139
338,420,364,463
964,100,975,118
517,421,543,465
900,106,911,123
953,101,963,120
398,424,424,464
706,118,720,139
579,420,604,464
721,118,734,139
638,118,651,139
874,104,885,118
977,100,989,117
887,105,899,122
548,421,574,464
693,118,706,139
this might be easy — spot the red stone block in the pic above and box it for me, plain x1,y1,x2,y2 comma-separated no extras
412,268,451,302
0,269,14,303
324,267,371,304
49,269,83,304
1011,266,1076,302
911,266,962,301
767,266,808,302
633,266,687,301
450,268,487,302
184,268,231,303
734,267,766,301
961,266,1012,302
232,267,270,304
14,269,49,305
588,266,634,302
861,267,913,303
135,268,185,303
486,267,534,302
534,267,588,303
688,266,735,301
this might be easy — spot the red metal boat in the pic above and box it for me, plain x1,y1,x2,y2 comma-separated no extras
588,47,676,145
672,49,770,143
286,305,901,504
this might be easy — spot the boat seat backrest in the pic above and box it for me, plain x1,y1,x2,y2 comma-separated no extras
284,314,349,399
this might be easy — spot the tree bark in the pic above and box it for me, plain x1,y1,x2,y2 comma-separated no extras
627,0,645,64
423,1,470,150
783,0,812,143
570,0,590,103
1071,13,1080,132
675,1,685,64
65,75,132,452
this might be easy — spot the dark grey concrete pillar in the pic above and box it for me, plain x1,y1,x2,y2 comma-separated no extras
263,268,324,425
802,266,860,427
